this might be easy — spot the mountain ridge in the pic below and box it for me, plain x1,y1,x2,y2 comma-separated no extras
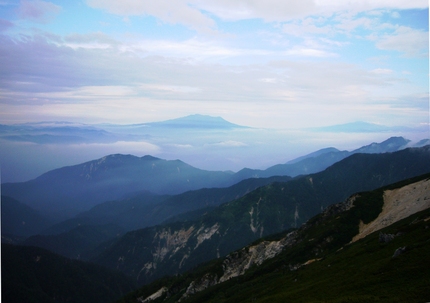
115,172,430,303
1,155,237,220
92,146,430,285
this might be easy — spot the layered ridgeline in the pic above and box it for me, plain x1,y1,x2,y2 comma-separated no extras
39,175,292,235
0,115,248,145
1,196,53,241
116,173,430,303
6,137,415,261
1,136,413,222
231,136,411,182
21,176,291,260
1,155,236,220
2,244,136,303
93,146,430,285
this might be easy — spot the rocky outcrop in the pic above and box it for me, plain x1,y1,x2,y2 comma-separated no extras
138,287,168,303
118,174,430,303
180,273,218,301
352,178,430,243
135,223,221,282
220,230,298,282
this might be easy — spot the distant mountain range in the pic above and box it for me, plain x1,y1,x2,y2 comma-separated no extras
1,115,428,185
1,118,421,146
2,136,417,223
92,146,430,285
230,136,411,181
1,155,235,220
0,115,248,145
2,141,430,303
1,136,424,224
144,114,248,129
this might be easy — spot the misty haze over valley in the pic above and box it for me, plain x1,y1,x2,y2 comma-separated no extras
1,114,428,183
1,0,429,302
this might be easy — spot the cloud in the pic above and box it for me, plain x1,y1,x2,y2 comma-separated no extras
196,0,428,22
86,0,216,33
18,0,61,23
371,68,393,74
0,18,13,31
0,30,426,128
84,0,428,34
208,140,247,147
375,26,429,57
168,143,194,149
141,84,201,94
195,0,317,22
64,32,120,50
284,47,336,57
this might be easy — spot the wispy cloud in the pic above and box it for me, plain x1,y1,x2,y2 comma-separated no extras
86,0,217,34
374,26,429,57
18,0,61,23
208,140,248,147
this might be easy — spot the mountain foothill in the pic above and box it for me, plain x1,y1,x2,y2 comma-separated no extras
2,135,430,303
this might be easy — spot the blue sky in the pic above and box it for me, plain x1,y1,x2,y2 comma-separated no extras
0,1,428,182
0,0,428,129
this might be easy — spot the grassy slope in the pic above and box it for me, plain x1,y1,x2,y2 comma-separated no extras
186,199,430,302
117,174,430,303
256,210,429,303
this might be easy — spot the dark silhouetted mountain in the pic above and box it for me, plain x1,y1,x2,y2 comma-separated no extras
285,147,341,164
23,224,124,260
413,138,430,147
40,191,167,235
1,244,135,303
26,176,291,260
92,146,430,285
1,195,52,240
44,175,291,236
352,136,409,153
116,173,430,303
2,154,236,220
232,136,411,181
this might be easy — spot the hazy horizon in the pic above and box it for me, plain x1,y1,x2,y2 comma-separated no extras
0,1,428,182
1,114,428,183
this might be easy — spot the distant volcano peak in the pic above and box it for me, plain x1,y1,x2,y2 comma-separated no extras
146,114,248,129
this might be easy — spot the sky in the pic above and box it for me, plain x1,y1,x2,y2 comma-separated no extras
0,0,428,129
0,1,429,182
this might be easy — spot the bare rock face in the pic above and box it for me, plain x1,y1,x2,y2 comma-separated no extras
134,176,430,302
136,223,221,282
352,178,430,243
220,230,298,282
180,273,218,301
